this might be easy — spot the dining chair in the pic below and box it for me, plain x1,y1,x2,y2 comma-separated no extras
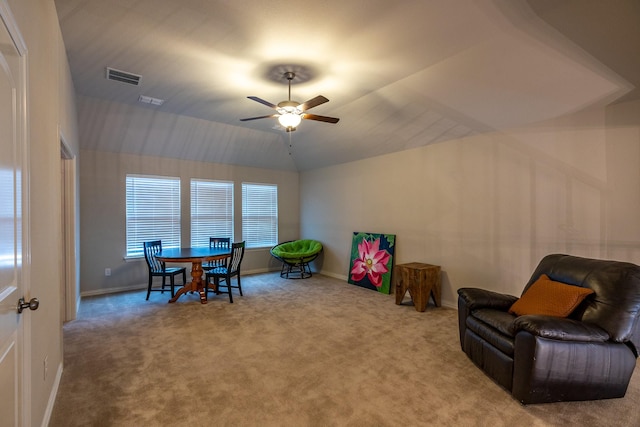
205,241,245,303
202,237,231,272
143,240,187,300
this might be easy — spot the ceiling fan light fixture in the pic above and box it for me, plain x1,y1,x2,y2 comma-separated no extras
240,70,339,130
278,111,302,128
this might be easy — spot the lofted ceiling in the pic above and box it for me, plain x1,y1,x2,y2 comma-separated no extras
55,0,639,171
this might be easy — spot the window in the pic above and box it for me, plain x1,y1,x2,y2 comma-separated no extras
190,179,234,247
125,175,180,257
242,182,278,248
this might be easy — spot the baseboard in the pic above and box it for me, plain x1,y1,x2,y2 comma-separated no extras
441,300,456,309
317,270,457,309
319,271,348,281
81,283,147,297
40,361,63,427
243,267,274,275
80,269,278,298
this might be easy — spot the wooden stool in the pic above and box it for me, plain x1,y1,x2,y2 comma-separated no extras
395,263,441,312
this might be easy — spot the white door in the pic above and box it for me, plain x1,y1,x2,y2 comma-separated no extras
0,5,28,427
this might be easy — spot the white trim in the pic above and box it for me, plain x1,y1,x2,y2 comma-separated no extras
60,129,78,321
42,363,63,427
320,271,348,281
40,362,63,427
81,284,147,297
243,267,273,275
79,269,278,298
59,129,74,159
0,2,27,55
441,300,456,309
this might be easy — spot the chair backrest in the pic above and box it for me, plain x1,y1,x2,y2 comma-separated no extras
209,237,231,250
143,240,164,273
228,241,246,274
524,254,640,345
208,237,230,267
271,239,323,262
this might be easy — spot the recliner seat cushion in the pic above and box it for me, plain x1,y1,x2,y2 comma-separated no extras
513,315,610,342
472,309,518,337
466,314,516,356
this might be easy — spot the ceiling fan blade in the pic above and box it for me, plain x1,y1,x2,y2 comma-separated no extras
303,113,340,124
247,96,277,109
240,114,276,122
299,95,329,111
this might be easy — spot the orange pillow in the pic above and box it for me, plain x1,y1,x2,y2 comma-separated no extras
508,274,594,317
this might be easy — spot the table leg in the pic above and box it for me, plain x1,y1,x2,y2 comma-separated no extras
168,261,207,304
395,277,408,305
409,281,431,312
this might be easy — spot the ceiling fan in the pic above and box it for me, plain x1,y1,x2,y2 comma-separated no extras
240,72,340,132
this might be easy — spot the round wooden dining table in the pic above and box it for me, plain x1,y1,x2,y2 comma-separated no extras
156,247,230,304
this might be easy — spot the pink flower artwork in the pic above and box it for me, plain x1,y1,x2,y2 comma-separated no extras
350,237,390,288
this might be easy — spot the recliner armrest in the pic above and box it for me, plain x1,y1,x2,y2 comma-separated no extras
457,287,518,311
514,315,610,342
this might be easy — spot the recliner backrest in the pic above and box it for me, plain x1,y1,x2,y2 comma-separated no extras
524,254,640,344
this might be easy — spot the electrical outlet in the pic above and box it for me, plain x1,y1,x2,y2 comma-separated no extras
105,268,111,276
44,356,48,381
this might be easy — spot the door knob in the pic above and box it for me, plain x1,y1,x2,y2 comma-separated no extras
17,297,39,314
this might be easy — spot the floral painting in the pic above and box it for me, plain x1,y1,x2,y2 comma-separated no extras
348,232,396,294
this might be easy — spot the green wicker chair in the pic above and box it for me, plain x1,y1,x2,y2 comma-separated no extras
270,239,323,279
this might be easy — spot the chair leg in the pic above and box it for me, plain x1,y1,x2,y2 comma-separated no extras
161,276,167,294
206,275,215,294
227,275,234,303
170,274,175,298
303,262,312,278
146,275,152,300
237,275,243,296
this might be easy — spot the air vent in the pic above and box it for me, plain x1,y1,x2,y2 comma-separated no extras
105,67,141,86
138,95,165,106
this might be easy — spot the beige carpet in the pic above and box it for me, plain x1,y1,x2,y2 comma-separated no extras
50,273,640,426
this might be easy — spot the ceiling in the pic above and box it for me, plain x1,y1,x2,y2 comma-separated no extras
55,0,639,171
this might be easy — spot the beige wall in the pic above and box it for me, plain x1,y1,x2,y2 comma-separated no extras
79,149,300,295
7,0,80,424
6,0,635,424
301,101,640,308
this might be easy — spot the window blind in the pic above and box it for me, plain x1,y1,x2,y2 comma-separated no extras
190,179,234,247
125,175,180,257
242,182,278,248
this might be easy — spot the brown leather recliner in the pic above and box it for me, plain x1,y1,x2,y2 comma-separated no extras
457,254,640,404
